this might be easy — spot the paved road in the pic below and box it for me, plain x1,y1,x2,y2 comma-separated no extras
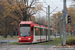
0,39,18,45
0,45,75,50
0,39,18,42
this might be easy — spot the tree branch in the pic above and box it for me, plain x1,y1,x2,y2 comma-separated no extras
31,13,36,15
30,0,34,7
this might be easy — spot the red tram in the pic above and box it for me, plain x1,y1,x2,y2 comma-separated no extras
18,21,54,43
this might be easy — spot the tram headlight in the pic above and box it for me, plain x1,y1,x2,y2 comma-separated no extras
28,38,31,40
19,38,21,40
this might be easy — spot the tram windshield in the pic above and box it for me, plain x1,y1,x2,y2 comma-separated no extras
20,24,30,37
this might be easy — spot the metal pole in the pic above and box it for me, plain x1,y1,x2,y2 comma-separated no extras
59,15,61,39
0,35,1,40
46,8,47,24
63,0,66,46
48,5,50,41
74,25,75,35
55,15,56,38
68,23,70,36
46,7,47,41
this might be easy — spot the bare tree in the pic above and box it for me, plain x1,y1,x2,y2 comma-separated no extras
36,16,47,25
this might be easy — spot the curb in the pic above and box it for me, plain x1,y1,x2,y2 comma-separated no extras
48,45,75,48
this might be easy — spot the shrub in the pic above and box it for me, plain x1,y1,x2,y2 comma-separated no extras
66,36,75,45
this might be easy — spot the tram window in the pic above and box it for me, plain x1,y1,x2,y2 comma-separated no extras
46,30,53,35
31,27,33,36
40,28,43,35
35,27,40,35
45,29,47,35
42,29,46,35
50,30,53,35
47,29,48,35
43,29,46,35
20,24,30,27
40,28,46,35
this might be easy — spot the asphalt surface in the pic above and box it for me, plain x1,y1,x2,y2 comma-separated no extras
0,39,18,45
0,45,75,50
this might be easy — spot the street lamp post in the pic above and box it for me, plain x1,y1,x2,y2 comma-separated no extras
48,5,50,41
62,0,66,46
74,24,75,35
59,15,61,39
68,23,70,36
54,14,57,38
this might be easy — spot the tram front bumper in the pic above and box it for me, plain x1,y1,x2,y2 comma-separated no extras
19,39,32,43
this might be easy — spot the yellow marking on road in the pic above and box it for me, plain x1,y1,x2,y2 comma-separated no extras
28,47,30,50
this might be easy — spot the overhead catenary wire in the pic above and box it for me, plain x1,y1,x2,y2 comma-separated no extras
43,0,72,11
48,0,61,9
37,0,65,16
43,0,53,9
41,7,59,14
43,0,48,5
43,0,62,13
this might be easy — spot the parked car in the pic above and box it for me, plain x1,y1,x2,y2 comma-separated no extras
54,34,59,36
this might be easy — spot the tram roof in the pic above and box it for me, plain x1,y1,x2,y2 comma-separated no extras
20,21,49,26
20,21,33,24
20,21,53,30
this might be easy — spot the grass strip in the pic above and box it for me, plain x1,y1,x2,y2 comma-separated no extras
1,36,18,40
10,37,62,45
9,36,75,45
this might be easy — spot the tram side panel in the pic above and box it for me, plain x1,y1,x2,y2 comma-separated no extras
32,27,54,43
32,27,40,43
32,27,47,43
46,30,54,41
40,28,46,42
50,30,54,40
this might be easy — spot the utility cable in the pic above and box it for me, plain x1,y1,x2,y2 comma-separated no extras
43,0,48,5
43,0,53,9
47,0,61,10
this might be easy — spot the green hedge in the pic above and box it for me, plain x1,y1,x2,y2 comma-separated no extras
66,36,75,45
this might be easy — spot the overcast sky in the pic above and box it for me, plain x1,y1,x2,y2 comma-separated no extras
36,0,72,17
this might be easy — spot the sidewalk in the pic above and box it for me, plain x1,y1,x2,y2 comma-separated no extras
0,45,75,50
0,39,18,46
0,40,8,43
0,36,8,45
0,36,18,45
